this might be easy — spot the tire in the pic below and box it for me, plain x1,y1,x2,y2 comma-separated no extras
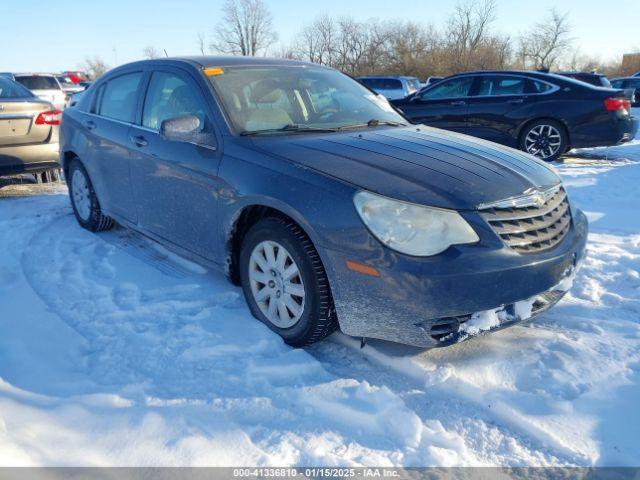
239,217,337,347
68,159,115,232
519,119,568,162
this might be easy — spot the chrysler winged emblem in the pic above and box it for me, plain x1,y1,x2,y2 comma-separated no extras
533,193,545,207
478,185,560,210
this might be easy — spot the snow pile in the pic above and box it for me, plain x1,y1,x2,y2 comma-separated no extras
0,121,639,466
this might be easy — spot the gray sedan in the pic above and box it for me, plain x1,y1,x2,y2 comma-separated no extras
0,77,60,179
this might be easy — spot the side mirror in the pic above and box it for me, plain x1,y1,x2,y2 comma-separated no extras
160,115,216,149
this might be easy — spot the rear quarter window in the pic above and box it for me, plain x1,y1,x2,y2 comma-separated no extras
530,80,556,94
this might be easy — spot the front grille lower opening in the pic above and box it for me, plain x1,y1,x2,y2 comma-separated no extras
427,315,470,340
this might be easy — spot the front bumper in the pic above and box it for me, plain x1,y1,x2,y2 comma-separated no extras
324,208,588,348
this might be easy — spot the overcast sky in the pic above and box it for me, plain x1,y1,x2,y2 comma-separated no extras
2,0,638,72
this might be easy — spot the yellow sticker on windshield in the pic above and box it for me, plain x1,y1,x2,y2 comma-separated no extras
203,67,224,76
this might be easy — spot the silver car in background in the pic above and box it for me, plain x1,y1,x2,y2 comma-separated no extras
14,73,66,110
357,75,422,100
0,77,61,180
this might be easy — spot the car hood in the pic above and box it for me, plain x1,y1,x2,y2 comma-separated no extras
254,126,561,210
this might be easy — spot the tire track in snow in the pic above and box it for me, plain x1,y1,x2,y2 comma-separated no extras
15,207,480,465
310,333,588,466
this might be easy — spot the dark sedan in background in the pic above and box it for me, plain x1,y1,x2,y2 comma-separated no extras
611,77,640,107
392,71,638,161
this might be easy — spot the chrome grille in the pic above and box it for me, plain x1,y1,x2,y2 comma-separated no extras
479,187,571,253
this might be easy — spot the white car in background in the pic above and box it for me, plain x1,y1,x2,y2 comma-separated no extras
357,75,422,100
14,73,66,110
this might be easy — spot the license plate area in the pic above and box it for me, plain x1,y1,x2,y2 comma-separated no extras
0,118,31,137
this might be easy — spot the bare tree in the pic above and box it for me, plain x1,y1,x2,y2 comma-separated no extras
210,0,277,56
197,32,207,56
386,21,439,77
518,9,572,70
271,45,300,60
294,15,339,67
81,56,109,80
143,46,160,59
444,0,498,71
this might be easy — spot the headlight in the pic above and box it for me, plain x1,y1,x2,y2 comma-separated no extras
353,191,479,256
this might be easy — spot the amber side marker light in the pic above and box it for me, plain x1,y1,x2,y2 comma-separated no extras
203,67,224,76
346,260,381,277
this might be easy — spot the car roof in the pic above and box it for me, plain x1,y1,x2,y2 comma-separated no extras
442,70,593,85
449,70,561,77
358,75,417,80
14,72,57,77
555,71,606,77
99,56,334,80
611,77,640,81
115,56,324,71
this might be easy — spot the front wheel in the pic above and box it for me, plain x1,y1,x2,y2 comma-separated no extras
519,120,567,162
239,217,337,347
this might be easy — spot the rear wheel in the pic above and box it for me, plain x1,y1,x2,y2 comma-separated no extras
68,159,114,232
239,217,337,347
519,120,567,162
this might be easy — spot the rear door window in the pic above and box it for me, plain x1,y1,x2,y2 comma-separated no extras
15,76,60,90
476,76,526,96
97,72,143,123
421,77,474,99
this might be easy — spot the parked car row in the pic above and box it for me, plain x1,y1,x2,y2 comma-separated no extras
1,57,636,349
0,71,91,181
1,71,91,110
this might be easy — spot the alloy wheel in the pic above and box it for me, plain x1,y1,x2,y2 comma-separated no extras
524,124,562,159
249,240,306,328
71,169,91,221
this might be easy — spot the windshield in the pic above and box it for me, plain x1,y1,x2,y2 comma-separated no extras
206,66,405,134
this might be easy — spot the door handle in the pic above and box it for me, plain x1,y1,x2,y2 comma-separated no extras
84,120,96,130
129,135,148,147
450,100,466,106
507,98,524,104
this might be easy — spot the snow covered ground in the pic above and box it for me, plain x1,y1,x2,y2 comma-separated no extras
1,121,639,467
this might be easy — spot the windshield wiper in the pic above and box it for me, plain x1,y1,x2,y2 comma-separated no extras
338,119,407,131
240,124,339,136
